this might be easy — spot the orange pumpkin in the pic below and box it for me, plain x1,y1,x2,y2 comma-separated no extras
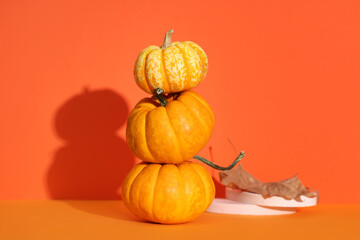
121,161,215,224
126,90,214,164
134,30,208,94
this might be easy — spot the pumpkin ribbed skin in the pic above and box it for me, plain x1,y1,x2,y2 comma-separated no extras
134,41,208,94
126,90,214,164
121,161,215,224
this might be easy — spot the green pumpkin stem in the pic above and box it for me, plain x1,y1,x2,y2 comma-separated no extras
162,29,174,49
194,151,245,170
153,88,168,107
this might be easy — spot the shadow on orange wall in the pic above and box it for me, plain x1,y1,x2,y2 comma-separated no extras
47,87,134,200
213,178,225,198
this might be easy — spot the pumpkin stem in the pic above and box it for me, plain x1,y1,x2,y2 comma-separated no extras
153,88,168,107
162,29,174,49
193,151,245,170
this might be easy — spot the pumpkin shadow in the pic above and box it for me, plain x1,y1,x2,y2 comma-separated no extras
213,177,226,198
47,87,135,219
208,147,226,198
66,200,146,222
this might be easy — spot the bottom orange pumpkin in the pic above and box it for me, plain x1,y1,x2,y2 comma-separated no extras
121,161,215,224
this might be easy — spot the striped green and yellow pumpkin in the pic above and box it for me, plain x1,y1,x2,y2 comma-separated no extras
134,30,208,94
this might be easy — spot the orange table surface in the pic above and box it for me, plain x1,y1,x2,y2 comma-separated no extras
0,201,359,240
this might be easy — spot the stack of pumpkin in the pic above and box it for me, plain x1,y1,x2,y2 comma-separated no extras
121,30,243,224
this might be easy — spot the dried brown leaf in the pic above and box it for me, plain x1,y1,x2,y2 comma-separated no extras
219,164,317,202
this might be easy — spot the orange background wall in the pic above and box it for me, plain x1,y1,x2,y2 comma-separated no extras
1,0,359,203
